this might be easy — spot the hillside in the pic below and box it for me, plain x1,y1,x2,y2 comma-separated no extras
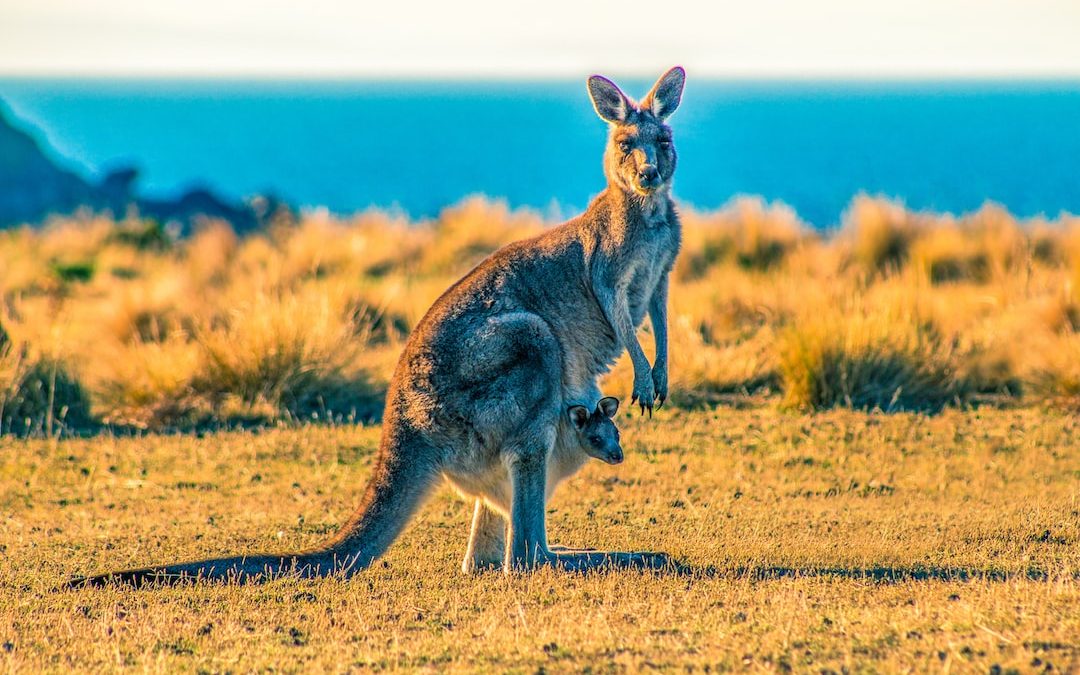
0,103,280,231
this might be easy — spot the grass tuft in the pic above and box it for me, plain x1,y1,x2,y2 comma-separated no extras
190,289,380,424
778,307,965,412
0,346,94,436
1025,333,1080,410
841,195,919,276
677,197,809,280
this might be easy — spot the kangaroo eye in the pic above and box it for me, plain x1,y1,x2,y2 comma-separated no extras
659,140,671,148
588,435,601,444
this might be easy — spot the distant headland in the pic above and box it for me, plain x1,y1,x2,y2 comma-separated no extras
0,102,288,233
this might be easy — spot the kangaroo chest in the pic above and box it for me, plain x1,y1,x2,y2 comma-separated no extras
624,223,677,325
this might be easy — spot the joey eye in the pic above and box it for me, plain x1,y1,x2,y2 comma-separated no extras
618,141,632,154
588,435,601,444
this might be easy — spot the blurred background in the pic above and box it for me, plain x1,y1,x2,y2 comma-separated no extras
3,0,1080,226
2,1,1080,435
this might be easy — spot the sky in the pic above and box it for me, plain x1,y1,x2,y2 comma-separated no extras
2,0,1079,79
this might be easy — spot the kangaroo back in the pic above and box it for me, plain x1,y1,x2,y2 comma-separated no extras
67,429,441,587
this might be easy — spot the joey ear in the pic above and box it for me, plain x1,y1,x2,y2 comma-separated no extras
597,396,619,418
642,66,685,120
567,405,590,430
587,75,632,124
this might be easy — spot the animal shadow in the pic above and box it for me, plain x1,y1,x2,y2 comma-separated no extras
658,561,1069,583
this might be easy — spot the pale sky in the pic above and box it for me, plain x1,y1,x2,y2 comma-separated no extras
2,0,1079,78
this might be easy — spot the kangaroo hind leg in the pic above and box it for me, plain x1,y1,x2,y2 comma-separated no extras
462,499,506,573
504,423,559,572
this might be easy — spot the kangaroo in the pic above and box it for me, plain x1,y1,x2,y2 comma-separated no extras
69,67,685,587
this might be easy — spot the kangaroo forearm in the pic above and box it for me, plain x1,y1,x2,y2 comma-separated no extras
649,306,668,366
652,327,668,368
648,277,670,366
620,316,650,368
615,315,652,377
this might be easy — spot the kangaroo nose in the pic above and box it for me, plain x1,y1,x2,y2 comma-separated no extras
638,165,659,184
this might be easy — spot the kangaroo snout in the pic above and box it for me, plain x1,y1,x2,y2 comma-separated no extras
602,444,624,465
638,165,660,186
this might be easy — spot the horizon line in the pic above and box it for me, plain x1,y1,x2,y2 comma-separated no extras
4,70,1080,83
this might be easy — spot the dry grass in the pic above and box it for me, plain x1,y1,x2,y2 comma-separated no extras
778,306,964,413
1,194,1079,432
0,319,93,435
676,196,811,280
1025,332,1080,411
4,197,1080,670
3,408,1080,671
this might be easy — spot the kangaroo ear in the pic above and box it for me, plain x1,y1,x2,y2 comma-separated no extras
597,396,619,418
642,66,685,120
567,405,590,430
587,75,632,124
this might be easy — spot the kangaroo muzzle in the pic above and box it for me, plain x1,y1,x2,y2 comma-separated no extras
598,442,624,465
638,165,660,186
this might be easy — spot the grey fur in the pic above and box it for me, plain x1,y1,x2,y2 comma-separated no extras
68,67,684,587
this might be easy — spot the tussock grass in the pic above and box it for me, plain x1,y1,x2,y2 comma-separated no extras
0,327,93,435
2,195,1080,430
91,338,206,429
910,203,1028,285
676,196,810,280
0,357,94,435
420,197,544,274
1024,332,1080,410
191,288,378,424
841,194,921,276
778,306,965,412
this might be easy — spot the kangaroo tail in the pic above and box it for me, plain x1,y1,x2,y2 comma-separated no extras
66,428,441,589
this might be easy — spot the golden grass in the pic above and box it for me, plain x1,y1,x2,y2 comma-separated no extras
1024,332,1080,411
778,305,963,413
676,196,811,280
4,408,1080,671
1,194,1079,431
4,198,1080,670
840,194,921,276
0,316,93,435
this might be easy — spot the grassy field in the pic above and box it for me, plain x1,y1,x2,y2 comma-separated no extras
3,408,1079,671
3,195,1080,670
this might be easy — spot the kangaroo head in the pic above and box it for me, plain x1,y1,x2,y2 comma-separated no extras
567,396,623,464
587,66,685,199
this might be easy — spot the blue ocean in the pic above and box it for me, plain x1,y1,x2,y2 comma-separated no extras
1,78,1078,228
